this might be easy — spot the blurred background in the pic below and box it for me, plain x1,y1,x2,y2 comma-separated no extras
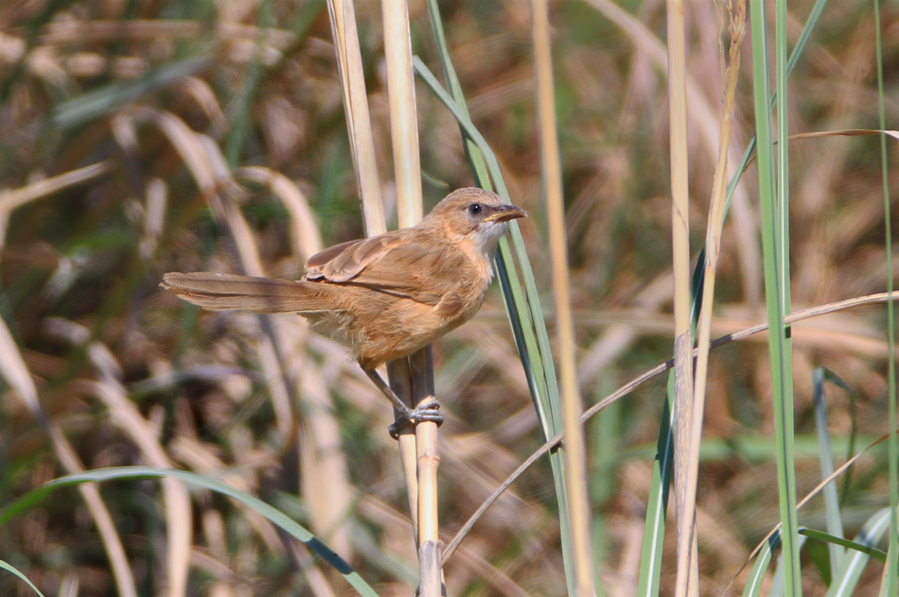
0,0,897,595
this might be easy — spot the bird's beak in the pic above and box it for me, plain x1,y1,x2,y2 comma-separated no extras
484,204,528,223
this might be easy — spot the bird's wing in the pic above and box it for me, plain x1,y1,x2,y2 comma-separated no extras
304,232,405,282
304,231,471,306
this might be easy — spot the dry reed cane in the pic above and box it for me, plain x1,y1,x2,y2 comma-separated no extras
381,0,442,593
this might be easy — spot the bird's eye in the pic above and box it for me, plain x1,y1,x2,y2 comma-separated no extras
468,203,482,215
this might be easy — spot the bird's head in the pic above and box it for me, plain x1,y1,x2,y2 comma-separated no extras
424,188,527,256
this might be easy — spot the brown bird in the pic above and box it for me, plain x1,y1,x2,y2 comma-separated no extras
162,187,526,435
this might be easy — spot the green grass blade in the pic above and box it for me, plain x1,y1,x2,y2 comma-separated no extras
722,0,830,223
53,57,210,129
769,535,808,597
636,375,675,597
750,2,801,594
873,0,898,594
812,367,847,571
827,508,892,597
0,559,46,597
742,531,781,597
414,48,573,594
0,467,380,597
798,529,887,564
412,57,560,432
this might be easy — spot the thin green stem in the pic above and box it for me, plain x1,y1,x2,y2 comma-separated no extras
751,1,801,594
873,0,898,595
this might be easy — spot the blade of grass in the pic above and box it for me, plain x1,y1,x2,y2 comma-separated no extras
224,0,271,167
675,4,747,597
0,467,381,597
827,508,893,597
53,56,210,129
798,529,887,564
749,2,801,594
769,535,808,597
636,377,676,597
742,531,780,597
0,560,46,597
812,367,849,572
873,0,898,594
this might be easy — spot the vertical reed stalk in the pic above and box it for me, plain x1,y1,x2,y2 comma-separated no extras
382,0,422,224
327,0,424,576
665,0,695,595
327,0,385,234
676,4,747,597
381,0,440,593
531,1,596,596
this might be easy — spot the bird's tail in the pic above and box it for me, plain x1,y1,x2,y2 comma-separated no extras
162,272,336,314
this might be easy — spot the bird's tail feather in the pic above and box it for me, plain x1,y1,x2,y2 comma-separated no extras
162,272,335,313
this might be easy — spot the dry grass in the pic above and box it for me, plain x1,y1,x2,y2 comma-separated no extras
0,1,897,596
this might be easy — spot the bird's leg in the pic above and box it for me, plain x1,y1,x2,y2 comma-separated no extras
362,367,443,438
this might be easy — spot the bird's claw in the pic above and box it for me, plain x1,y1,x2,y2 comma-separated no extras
389,400,443,439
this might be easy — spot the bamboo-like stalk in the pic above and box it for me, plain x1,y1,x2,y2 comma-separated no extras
382,0,422,225
665,0,695,595
326,0,429,574
325,0,396,562
676,3,747,597
327,0,385,235
381,1,440,593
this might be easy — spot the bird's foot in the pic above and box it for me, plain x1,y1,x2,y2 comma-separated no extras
389,399,443,439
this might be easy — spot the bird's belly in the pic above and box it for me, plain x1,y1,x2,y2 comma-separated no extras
302,291,483,369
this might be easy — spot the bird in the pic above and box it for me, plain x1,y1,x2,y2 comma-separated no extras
162,187,526,436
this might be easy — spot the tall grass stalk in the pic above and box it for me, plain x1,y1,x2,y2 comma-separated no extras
676,5,747,597
749,1,801,594
665,0,695,594
531,1,596,595
381,0,440,592
326,0,385,234
873,0,898,594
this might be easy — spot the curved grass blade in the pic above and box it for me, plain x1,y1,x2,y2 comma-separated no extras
0,559,46,597
768,534,808,597
0,467,380,597
827,508,892,597
742,531,781,597
53,57,210,130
